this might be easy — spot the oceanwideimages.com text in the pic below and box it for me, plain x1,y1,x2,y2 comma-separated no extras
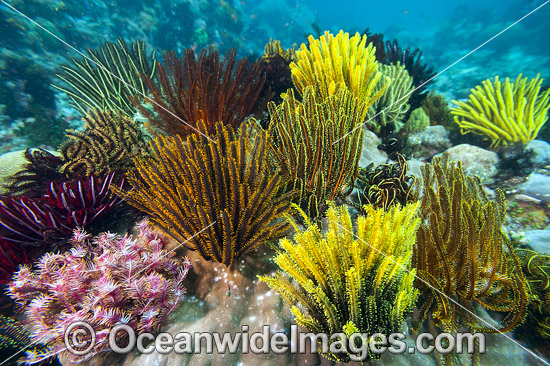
65,322,485,361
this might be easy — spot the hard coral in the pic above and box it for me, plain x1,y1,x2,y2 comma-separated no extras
114,120,293,266
8,223,190,364
136,48,268,137
261,203,419,363
451,74,550,147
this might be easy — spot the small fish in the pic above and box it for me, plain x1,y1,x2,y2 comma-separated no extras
226,283,231,297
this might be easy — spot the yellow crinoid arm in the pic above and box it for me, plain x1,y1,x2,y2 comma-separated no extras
451,74,550,147
290,30,387,110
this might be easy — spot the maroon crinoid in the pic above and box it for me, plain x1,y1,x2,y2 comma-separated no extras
0,172,124,246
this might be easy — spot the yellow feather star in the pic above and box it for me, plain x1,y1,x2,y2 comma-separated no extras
451,74,550,147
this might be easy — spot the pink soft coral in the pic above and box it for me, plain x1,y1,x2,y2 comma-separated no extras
8,220,191,364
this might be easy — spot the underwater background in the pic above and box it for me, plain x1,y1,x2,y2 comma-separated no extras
1,0,550,365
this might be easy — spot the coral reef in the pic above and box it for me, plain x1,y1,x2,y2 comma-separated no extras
114,120,293,266
60,109,150,178
290,30,386,108
267,87,365,219
261,203,419,363
414,154,529,365
0,172,124,246
2,4,550,363
347,154,417,212
451,74,550,147
136,48,268,137
54,38,157,116
7,223,190,364
366,62,414,133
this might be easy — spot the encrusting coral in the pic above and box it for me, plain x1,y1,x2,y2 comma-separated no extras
114,120,293,266
261,203,419,363
414,154,529,365
8,222,190,364
366,62,414,133
136,48,268,137
290,30,387,109
451,74,550,147
59,109,150,178
267,87,365,219
54,38,157,116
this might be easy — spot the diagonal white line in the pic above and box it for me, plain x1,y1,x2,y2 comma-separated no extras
333,0,550,145
126,220,217,282
0,0,215,143
0,220,217,365
334,221,548,365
